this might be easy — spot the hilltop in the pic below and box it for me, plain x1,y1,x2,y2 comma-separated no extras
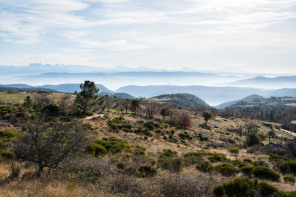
151,93,209,109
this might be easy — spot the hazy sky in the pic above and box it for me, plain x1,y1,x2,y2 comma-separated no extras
0,0,296,73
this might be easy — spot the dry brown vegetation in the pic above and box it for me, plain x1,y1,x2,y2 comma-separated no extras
0,90,296,197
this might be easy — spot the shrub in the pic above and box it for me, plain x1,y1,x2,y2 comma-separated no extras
213,178,280,197
158,149,182,172
279,160,296,175
253,160,269,167
144,121,155,130
284,176,295,183
42,103,60,116
252,167,280,181
231,160,247,168
0,129,18,141
158,157,182,172
116,162,126,170
198,133,209,141
208,153,227,163
196,161,213,173
178,132,193,140
259,182,279,196
183,152,203,166
241,166,254,176
213,185,225,197
215,163,239,176
245,133,261,147
0,140,4,148
91,137,131,154
214,178,256,197
137,165,157,177
86,143,107,157
0,149,16,159
228,147,240,154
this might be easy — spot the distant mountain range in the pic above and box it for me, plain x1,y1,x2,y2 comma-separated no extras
117,85,296,105
2,83,296,106
228,76,296,89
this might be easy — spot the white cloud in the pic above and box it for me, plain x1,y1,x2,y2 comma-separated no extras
0,0,296,73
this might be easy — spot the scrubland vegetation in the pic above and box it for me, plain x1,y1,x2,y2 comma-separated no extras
0,80,296,197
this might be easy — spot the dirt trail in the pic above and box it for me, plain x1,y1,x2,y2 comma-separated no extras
84,113,104,120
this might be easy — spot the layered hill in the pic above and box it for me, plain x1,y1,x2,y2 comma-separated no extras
151,93,209,109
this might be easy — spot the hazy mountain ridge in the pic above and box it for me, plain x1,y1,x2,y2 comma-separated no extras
0,84,58,92
98,92,135,99
39,84,113,94
117,85,296,106
229,76,296,89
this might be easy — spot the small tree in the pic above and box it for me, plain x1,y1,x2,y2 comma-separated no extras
23,96,33,109
74,80,99,115
130,99,140,114
245,133,261,147
12,119,87,177
160,107,171,119
170,110,192,129
202,111,212,124
57,94,74,115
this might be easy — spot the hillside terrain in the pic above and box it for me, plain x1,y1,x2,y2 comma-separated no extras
0,86,295,197
151,93,209,109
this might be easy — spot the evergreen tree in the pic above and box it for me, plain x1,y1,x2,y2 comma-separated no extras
23,96,33,109
74,80,99,115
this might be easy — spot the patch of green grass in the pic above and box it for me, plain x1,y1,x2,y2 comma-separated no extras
0,93,31,104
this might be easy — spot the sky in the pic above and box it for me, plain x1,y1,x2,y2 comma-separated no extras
0,0,296,74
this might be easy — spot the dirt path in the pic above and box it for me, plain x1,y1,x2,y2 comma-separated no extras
84,113,104,120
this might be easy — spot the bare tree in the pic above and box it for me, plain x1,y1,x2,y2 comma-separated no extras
12,119,88,177
170,110,192,129
57,94,74,114
103,95,114,112
143,101,159,118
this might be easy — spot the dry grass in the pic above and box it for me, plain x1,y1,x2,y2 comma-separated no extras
0,180,116,197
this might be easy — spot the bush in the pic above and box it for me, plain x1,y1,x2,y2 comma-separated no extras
0,129,18,141
253,160,269,167
196,161,213,173
252,167,280,181
0,140,4,148
116,162,126,170
0,149,16,159
158,149,182,172
279,160,296,175
284,176,296,183
214,178,256,197
213,178,280,197
241,166,254,176
183,152,203,166
137,165,157,177
86,143,107,157
231,160,247,168
245,133,261,147
42,103,60,116
91,137,131,154
259,182,279,196
208,154,227,163
178,132,193,140
215,163,239,176
228,147,240,154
